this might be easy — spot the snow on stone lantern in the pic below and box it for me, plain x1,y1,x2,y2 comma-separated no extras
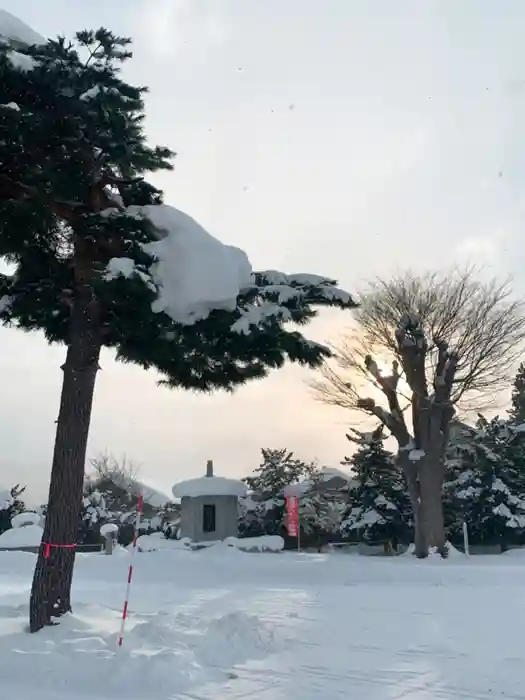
172,460,247,543
100,522,119,555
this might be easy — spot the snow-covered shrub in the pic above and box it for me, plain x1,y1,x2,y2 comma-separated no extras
0,484,26,535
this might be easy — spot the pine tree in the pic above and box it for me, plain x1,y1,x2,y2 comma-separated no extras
442,421,477,541
300,479,344,551
244,449,315,497
341,427,410,552
510,363,525,425
448,416,525,547
0,30,356,631
242,449,317,536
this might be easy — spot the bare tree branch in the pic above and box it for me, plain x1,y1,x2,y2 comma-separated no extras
89,452,141,492
312,268,525,419
312,269,525,557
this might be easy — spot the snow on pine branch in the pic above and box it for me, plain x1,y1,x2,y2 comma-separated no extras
102,204,356,331
0,10,44,70
5,50,36,72
230,271,355,335
103,204,252,325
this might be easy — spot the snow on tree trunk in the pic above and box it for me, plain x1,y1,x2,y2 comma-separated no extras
29,283,101,633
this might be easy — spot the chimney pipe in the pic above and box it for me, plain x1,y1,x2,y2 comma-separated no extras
206,460,213,477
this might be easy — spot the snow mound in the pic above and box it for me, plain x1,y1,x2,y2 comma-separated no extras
404,542,464,558
226,535,284,552
11,512,40,528
198,611,275,667
137,534,191,552
0,9,45,45
0,604,276,699
125,204,252,324
442,543,464,558
173,475,247,498
0,524,43,548
111,544,129,556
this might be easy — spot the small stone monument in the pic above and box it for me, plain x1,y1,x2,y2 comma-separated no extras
100,523,119,555
172,460,247,543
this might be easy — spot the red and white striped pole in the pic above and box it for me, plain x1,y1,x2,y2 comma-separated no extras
117,493,143,648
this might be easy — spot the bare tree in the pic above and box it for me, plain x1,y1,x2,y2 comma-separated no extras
312,269,525,558
89,452,141,493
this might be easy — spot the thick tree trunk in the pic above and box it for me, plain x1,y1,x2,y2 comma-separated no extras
419,457,447,554
399,452,428,558
29,288,101,633
411,496,428,558
399,449,447,558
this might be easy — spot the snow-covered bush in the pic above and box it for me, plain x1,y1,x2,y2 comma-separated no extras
0,484,26,535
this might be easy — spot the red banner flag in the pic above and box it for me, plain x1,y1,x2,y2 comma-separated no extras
285,495,299,537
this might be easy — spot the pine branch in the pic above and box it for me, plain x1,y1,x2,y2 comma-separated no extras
0,173,85,220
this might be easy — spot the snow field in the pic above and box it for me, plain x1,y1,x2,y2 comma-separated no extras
2,548,525,699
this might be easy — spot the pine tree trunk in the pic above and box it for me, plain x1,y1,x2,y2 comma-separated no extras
29,286,101,633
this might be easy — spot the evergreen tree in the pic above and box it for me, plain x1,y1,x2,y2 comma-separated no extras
448,416,525,547
242,449,318,537
244,448,315,496
442,421,478,540
478,415,525,497
341,427,410,551
0,30,356,631
300,479,344,551
510,363,525,425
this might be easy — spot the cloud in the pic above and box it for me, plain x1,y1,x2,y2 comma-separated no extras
136,0,232,58
455,236,500,261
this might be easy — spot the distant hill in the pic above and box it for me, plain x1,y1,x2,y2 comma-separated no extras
135,480,172,508
0,9,45,47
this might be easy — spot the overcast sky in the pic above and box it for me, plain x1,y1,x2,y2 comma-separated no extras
1,0,524,503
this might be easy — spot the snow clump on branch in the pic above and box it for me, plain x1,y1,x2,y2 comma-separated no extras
102,203,355,331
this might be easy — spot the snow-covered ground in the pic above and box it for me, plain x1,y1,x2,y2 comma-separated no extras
1,547,524,699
